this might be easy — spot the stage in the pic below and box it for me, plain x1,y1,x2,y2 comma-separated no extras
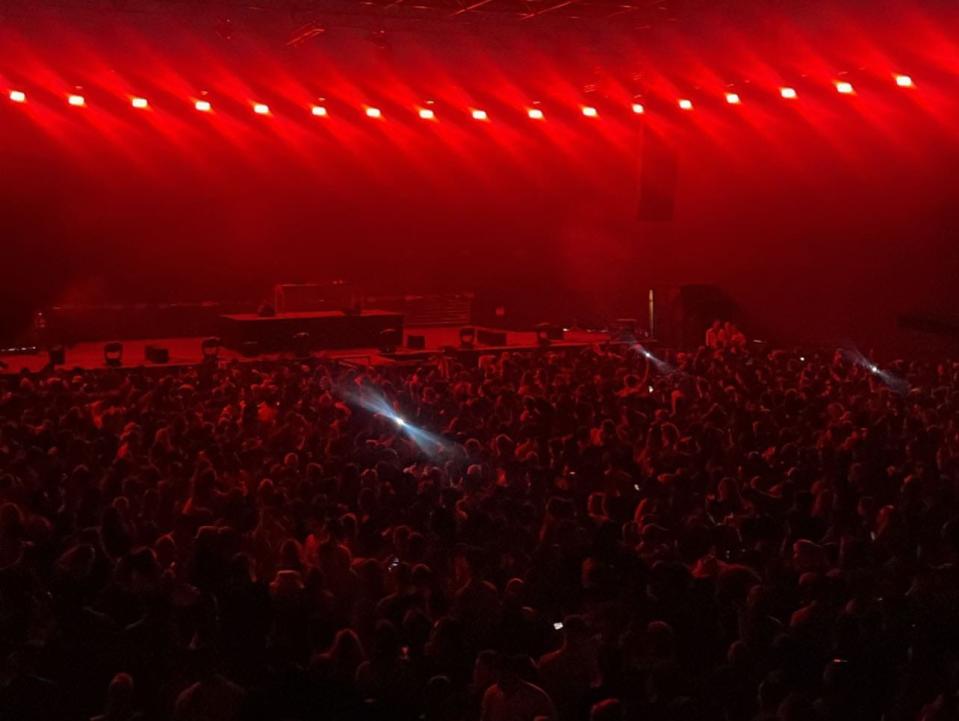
0,326,613,374
218,309,403,351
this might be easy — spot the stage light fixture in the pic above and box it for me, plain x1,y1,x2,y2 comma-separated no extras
678,98,693,110
312,105,328,117
471,109,488,121
780,87,798,99
68,94,85,107
253,103,270,115
836,81,854,94
9,90,26,103
895,74,914,87
365,106,382,118
725,92,741,104
528,108,544,120
581,106,598,117
632,102,645,114
195,99,212,112
131,97,149,109
418,108,435,120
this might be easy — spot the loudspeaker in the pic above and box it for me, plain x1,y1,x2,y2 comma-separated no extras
103,342,123,367
292,332,312,358
48,345,66,366
406,335,426,350
201,337,221,360
378,329,402,353
145,345,169,364
638,131,678,222
477,329,507,346
653,284,737,349
611,319,638,343
536,323,564,341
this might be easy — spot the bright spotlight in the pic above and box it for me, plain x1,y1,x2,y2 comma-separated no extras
195,100,212,112
418,108,435,120
394,416,407,427
581,106,598,117
311,105,328,117
131,97,148,109
471,109,488,121
9,90,26,103
528,108,544,120
253,103,270,115
678,98,693,110
365,106,382,118
780,87,798,99
725,92,741,105
895,74,914,88
68,94,85,107
631,102,645,114
836,81,854,95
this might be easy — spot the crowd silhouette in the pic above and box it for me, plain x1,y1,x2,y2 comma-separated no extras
2,343,959,721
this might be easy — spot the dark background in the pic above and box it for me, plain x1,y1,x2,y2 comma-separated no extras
1,0,957,351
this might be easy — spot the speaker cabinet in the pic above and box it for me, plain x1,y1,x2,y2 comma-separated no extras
145,345,170,364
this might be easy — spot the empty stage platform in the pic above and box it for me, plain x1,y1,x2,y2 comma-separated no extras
219,310,403,351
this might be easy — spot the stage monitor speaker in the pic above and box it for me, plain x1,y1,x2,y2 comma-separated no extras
145,345,169,364
477,329,508,346
638,131,678,222
406,334,426,350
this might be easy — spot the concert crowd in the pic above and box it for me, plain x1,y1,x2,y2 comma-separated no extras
2,342,959,721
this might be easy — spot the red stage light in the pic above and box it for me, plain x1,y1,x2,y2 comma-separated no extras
131,97,148,109
9,90,26,103
311,105,328,117
581,106,598,117
725,92,741,105
780,87,798,99
418,108,435,120
528,108,544,120
471,109,488,121
195,100,212,112
365,106,382,118
836,81,854,94
631,102,645,114
678,98,693,110
895,74,914,88
253,103,270,115
68,94,86,107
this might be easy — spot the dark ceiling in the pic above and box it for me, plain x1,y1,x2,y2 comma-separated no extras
0,0,864,26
